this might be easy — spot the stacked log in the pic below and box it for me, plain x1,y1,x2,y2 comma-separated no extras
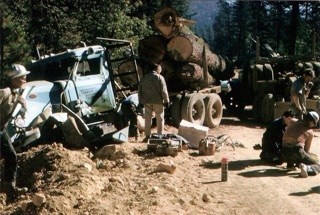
120,7,234,92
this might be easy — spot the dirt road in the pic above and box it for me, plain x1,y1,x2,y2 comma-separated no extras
1,109,319,215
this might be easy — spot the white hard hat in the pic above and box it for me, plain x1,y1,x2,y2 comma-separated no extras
6,64,30,79
308,111,319,124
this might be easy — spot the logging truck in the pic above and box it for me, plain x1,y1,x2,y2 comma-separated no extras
132,7,235,128
221,36,320,123
4,38,141,151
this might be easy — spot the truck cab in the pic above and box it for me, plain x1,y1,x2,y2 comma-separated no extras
4,39,140,150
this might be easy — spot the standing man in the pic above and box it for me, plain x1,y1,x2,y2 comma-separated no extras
282,111,319,171
138,63,169,142
0,64,29,202
290,68,315,120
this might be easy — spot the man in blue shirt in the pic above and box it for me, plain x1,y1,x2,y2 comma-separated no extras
120,93,144,138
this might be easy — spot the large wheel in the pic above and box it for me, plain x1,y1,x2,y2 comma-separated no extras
170,94,183,127
204,94,223,128
181,93,205,125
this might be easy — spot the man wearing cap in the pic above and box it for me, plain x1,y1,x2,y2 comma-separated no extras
282,111,319,175
290,68,315,120
138,63,169,143
0,64,29,202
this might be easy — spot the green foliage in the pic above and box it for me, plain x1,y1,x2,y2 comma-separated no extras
212,1,319,65
1,1,32,71
1,0,189,66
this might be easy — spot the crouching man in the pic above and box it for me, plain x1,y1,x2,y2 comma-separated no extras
260,110,296,164
282,111,320,177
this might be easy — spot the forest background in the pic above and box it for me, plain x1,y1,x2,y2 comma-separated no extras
0,0,319,73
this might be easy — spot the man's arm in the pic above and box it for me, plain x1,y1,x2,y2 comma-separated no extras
160,76,169,104
291,94,304,113
304,131,313,153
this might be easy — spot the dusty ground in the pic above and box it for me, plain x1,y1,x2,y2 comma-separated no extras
1,108,320,215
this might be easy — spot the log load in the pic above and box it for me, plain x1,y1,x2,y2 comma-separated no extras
116,7,234,91
138,35,168,64
166,34,227,72
153,7,196,39
117,60,143,87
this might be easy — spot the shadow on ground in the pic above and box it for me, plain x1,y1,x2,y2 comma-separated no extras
221,106,268,129
289,186,320,196
203,159,270,170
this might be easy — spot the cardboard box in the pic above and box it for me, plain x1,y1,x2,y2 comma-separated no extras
178,120,209,149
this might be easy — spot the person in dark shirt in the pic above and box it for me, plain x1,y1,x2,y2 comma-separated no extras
120,93,144,138
260,110,296,164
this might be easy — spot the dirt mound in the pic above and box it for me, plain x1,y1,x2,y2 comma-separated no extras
1,122,320,215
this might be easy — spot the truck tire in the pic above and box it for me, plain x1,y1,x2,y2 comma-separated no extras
170,94,183,127
181,93,205,125
204,93,223,128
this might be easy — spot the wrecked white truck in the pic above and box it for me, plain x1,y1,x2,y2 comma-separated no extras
3,38,140,152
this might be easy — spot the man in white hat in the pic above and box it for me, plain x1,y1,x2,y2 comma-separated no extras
0,64,29,202
282,111,320,177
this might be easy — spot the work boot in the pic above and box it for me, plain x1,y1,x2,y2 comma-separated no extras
3,181,28,203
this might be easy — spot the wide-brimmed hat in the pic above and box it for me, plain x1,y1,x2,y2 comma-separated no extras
6,64,30,79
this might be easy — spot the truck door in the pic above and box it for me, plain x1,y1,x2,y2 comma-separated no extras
73,57,116,114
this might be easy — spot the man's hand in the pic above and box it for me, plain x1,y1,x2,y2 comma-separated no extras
307,82,314,89
17,96,27,108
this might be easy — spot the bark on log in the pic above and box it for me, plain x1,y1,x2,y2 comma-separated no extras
153,7,181,39
167,35,227,73
179,63,204,83
153,7,196,39
117,60,143,86
138,35,168,64
160,60,176,81
179,63,215,85
159,61,215,92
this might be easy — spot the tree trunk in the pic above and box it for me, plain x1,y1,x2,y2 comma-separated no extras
153,7,181,39
180,63,215,86
117,60,143,87
138,35,168,64
167,35,227,73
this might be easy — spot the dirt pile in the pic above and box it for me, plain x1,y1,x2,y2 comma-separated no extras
1,121,320,215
